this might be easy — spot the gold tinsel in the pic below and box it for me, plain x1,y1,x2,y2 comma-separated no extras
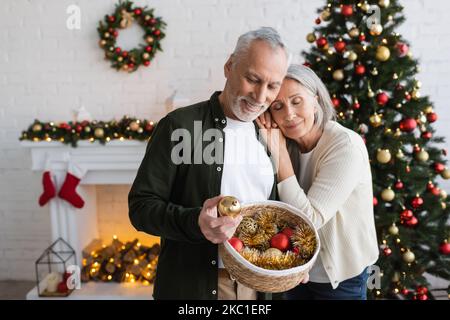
240,248,261,265
291,224,317,259
257,251,303,270
240,231,271,251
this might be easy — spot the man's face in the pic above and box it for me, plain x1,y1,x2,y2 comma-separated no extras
223,40,288,122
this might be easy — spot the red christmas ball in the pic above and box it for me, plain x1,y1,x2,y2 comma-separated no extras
228,237,244,252
402,288,409,295
341,5,353,16
413,145,421,153
373,197,378,206
332,97,340,108
434,162,445,173
134,8,142,15
113,30,119,38
352,102,361,110
421,132,432,139
383,247,392,256
292,247,300,255
270,233,290,252
145,123,154,131
57,281,68,293
431,187,441,196
154,29,161,36
405,216,418,227
359,34,366,42
426,182,435,191
334,40,346,52
144,60,151,67
439,241,450,255
399,118,417,132
81,120,89,127
108,15,116,23
150,18,157,25
396,42,409,57
115,47,121,53
400,209,413,220
416,286,428,295
75,125,83,133
122,50,128,57
418,294,428,301
355,64,366,75
376,92,389,106
427,112,438,123
128,63,135,69
395,180,404,190
405,93,411,101
411,196,424,209
315,18,321,25
316,37,328,48
281,227,294,238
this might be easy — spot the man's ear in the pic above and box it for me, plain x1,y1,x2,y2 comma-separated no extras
224,55,233,79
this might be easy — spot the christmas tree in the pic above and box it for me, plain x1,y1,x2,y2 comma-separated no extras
302,0,450,299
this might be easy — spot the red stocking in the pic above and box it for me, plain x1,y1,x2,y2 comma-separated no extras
58,162,86,209
38,171,56,206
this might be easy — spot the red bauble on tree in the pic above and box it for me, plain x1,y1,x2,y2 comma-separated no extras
383,247,392,256
316,37,328,48
376,92,389,106
433,162,445,173
359,33,366,42
373,197,378,206
421,131,432,139
399,118,417,132
427,112,438,123
341,5,353,16
411,196,424,209
400,209,413,221
395,180,404,190
332,97,340,108
355,64,366,75
439,240,450,255
352,101,361,110
270,233,290,252
405,216,418,227
334,40,346,52
396,42,409,57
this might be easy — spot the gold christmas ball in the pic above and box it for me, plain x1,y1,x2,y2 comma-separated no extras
368,89,375,98
347,51,358,61
441,202,447,209
440,190,448,199
415,80,422,89
371,67,378,76
263,248,283,258
218,196,241,218
424,106,433,114
137,127,144,133
99,39,107,48
361,2,371,12
402,250,415,263
381,188,395,201
333,69,344,81
393,73,398,80
84,126,91,133
412,90,421,100
146,36,154,44
32,124,42,132
104,32,110,38
94,128,104,138
388,223,399,235
370,24,383,36
349,27,360,38
306,33,316,43
415,150,429,162
377,149,392,164
144,15,151,21
370,113,382,127
117,56,123,62
129,121,140,131
320,9,331,21
376,46,391,61
379,0,390,8
396,150,405,159
142,52,150,60
441,168,450,180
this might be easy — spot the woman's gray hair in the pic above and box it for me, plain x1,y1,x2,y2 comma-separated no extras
232,27,290,65
285,64,336,129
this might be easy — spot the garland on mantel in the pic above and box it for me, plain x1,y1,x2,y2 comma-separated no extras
19,116,156,147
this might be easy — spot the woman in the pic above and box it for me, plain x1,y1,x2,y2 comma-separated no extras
256,64,379,300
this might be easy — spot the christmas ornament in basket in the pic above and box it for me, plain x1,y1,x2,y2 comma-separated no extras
219,200,320,293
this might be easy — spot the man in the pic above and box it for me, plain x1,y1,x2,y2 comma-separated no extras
128,27,289,300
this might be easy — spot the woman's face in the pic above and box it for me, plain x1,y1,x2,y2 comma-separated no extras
269,78,318,140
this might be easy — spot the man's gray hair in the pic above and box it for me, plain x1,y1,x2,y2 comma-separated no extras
285,64,336,128
232,27,290,65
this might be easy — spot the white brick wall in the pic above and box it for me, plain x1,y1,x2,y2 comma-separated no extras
0,0,449,280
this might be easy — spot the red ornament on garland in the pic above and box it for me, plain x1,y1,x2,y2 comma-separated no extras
134,8,142,15
154,29,161,36
399,118,417,132
439,240,450,255
122,50,128,57
145,46,152,52
411,196,424,209
270,233,290,252
334,40,346,52
316,37,328,48
144,61,151,67
376,92,389,106
355,64,366,75
228,237,244,252
108,15,116,23
427,112,438,123
115,47,121,53
341,5,353,16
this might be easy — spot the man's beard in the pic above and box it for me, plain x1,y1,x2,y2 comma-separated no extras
231,96,268,122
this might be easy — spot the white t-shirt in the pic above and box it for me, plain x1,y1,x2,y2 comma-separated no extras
219,117,274,267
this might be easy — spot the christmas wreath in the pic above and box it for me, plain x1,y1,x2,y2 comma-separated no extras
98,0,166,72
19,116,156,147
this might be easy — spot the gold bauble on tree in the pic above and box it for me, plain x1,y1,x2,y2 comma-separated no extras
370,24,383,36
415,149,429,162
388,223,399,235
441,168,450,180
306,33,316,43
402,249,415,263
218,196,241,218
411,89,421,100
377,149,392,164
347,51,358,61
348,27,360,38
369,113,382,127
376,46,391,61
333,69,344,81
379,0,390,8
381,188,395,201
320,9,331,21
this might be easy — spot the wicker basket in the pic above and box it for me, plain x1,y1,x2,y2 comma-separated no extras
219,200,320,293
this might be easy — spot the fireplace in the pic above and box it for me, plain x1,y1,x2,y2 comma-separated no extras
22,140,158,299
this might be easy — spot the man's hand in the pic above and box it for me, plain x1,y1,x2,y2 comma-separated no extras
198,195,243,244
